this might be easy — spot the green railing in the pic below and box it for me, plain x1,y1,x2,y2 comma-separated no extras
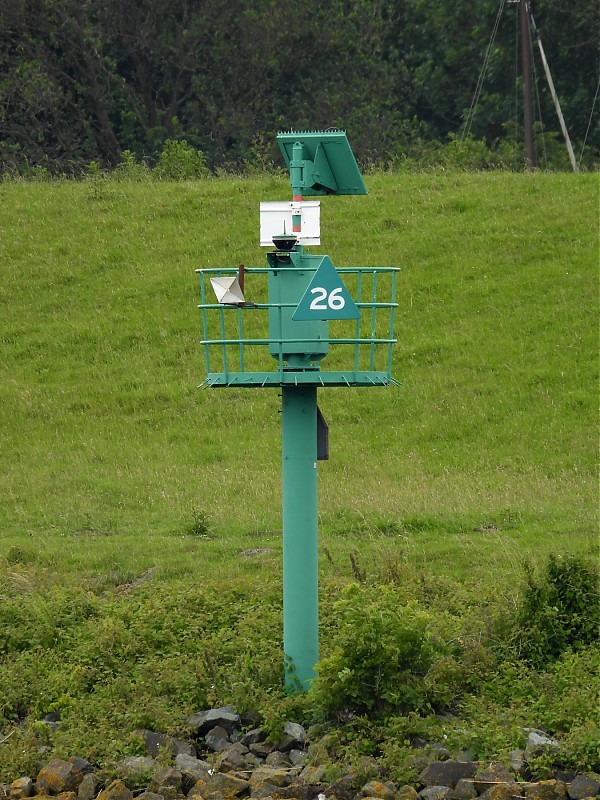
197,266,400,388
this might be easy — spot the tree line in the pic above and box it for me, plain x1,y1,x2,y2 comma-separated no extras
0,0,597,174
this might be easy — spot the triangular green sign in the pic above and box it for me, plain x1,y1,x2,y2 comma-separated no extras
292,256,360,321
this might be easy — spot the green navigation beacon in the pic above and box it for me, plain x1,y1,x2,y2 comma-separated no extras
196,130,399,690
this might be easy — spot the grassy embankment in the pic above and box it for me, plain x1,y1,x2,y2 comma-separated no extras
0,171,597,779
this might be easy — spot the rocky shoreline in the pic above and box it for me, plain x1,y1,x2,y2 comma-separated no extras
2,708,599,800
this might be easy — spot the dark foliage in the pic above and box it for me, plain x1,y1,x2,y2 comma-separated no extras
0,0,598,172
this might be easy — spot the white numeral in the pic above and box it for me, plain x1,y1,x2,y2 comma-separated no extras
309,286,346,311
309,287,328,310
328,287,345,310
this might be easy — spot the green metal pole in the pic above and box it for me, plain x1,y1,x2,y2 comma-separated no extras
282,384,319,691
290,140,303,234
279,139,319,691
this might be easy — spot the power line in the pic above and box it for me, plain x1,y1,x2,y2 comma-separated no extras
462,0,507,140
579,77,600,168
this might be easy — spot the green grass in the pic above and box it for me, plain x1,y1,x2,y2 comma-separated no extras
0,170,598,779
0,172,596,587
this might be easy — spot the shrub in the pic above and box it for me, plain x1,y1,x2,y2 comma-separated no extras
310,584,444,716
185,508,213,537
513,553,599,667
112,150,150,181
154,139,209,180
440,133,497,170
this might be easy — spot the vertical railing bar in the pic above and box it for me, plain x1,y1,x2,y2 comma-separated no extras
370,271,377,371
199,272,211,375
237,306,245,373
387,270,398,379
277,302,284,374
219,306,228,376
217,270,228,377
354,269,363,377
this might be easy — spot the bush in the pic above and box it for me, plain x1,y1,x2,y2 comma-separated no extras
112,150,150,181
513,553,599,667
154,139,209,180
310,584,446,716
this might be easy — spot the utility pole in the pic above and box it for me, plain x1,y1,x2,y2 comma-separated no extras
520,0,536,169
530,11,579,172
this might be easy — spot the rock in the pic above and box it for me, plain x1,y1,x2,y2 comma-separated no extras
250,742,276,759
201,772,250,800
453,780,477,800
188,708,241,737
568,777,600,800
239,548,275,558
216,746,248,773
397,788,419,800
249,783,281,800
118,757,156,787
266,787,312,800
148,767,184,797
289,750,308,768
242,753,263,770
509,751,525,776
41,713,61,731
134,729,195,759
68,760,94,778
299,766,327,786
249,768,292,790
78,775,101,800
428,746,451,762
474,765,518,793
174,754,211,788
555,773,577,786
137,794,164,800
241,729,268,747
361,782,399,800
205,725,232,752
524,781,568,800
265,752,292,768
278,723,306,752
524,732,561,763
168,735,197,757
323,775,359,800
419,788,453,800
57,792,78,800
419,762,477,790
187,779,209,798
37,760,84,795
308,734,336,764
9,778,34,799
97,781,133,800
480,786,520,800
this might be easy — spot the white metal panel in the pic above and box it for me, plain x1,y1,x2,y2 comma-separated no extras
259,201,320,246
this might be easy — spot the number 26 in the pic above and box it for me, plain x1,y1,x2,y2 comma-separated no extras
309,286,345,311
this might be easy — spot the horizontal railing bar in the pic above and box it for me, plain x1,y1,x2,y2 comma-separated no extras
199,337,397,346
196,266,400,275
337,267,401,273
196,267,272,274
197,301,398,310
